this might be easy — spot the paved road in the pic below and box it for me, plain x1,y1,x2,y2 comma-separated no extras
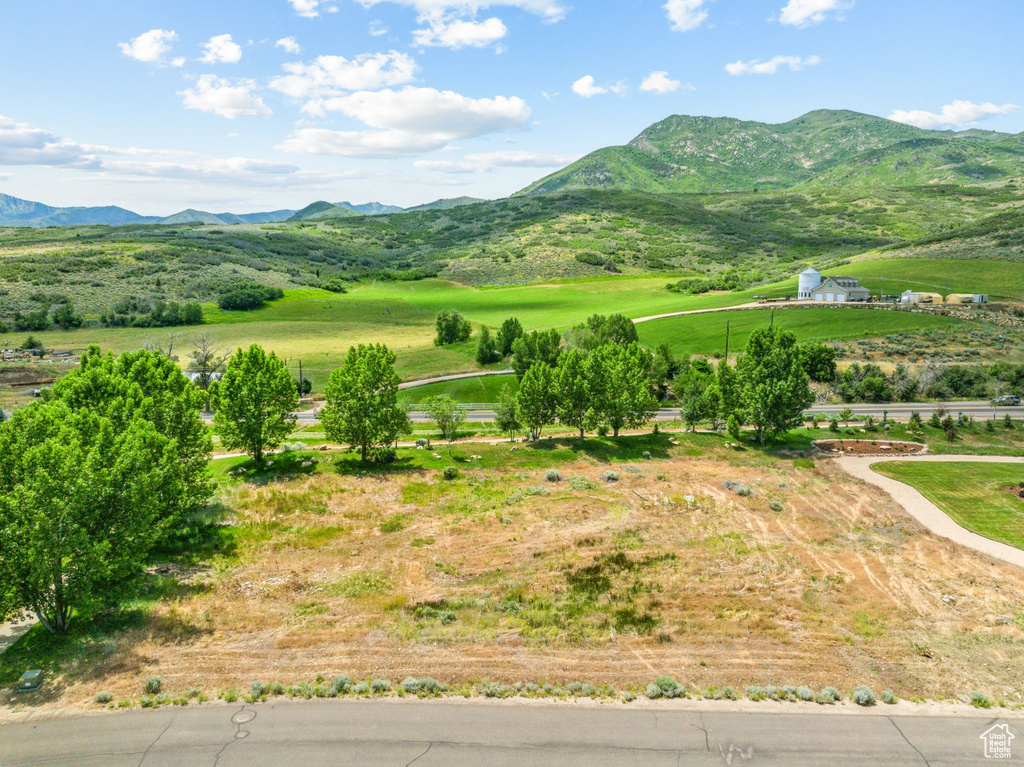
0,700,1016,765
837,454,1024,569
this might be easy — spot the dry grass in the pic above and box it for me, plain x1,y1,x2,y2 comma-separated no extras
7,449,1024,715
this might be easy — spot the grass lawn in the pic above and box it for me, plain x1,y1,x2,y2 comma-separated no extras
873,461,1024,550
830,258,1024,301
399,374,519,404
637,306,960,358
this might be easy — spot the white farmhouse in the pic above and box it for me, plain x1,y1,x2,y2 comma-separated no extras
797,267,871,303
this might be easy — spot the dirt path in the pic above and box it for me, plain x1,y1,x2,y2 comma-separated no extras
836,454,1024,568
398,369,514,390
631,300,818,324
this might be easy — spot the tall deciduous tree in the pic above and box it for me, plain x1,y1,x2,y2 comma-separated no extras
475,326,500,365
496,317,524,357
210,344,297,463
321,343,410,461
736,326,814,445
494,384,522,442
587,342,657,437
554,348,591,440
49,345,213,516
434,309,472,346
0,403,180,633
511,329,561,378
518,362,555,439
425,395,465,455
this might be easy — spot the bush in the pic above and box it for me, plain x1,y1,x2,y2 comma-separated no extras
796,686,814,702
545,469,562,483
352,682,370,695
645,683,662,699
569,477,597,490
816,686,840,704
373,447,397,465
330,675,353,696
290,682,314,699
370,679,392,694
651,676,685,699
416,438,430,447
769,500,783,512
220,688,239,703
603,470,620,483
971,690,993,709
402,677,443,696
95,691,113,704
880,689,897,704
745,685,766,701
567,681,584,695
443,466,459,481
140,696,156,708
642,451,652,460
717,686,738,701
852,685,876,706
145,676,162,695
250,681,267,698
186,687,202,699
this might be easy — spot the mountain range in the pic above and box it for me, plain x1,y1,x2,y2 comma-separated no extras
520,109,1024,195
3,109,1023,227
0,193,486,228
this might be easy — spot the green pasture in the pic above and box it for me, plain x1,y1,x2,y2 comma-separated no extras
637,306,960,359
399,374,519,404
827,258,1024,301
873,461,1024,550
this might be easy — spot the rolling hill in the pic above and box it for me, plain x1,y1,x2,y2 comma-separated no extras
520,109,1024,195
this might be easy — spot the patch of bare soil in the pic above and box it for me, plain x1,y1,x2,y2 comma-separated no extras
814,439,926,456
7,452,1024,719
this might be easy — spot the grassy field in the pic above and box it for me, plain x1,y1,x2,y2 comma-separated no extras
7,431,1024,717
826,258,1024,301
6,269,986,389
400,375,519,405
873,461,1024,550
637,306,960,359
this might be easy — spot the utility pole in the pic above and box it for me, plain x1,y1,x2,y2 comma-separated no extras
770,308,775,328
724,320,730,361
299,360,303,395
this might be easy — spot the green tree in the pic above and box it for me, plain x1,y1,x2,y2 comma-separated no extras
716,360,740,422
0,402,180,633
321,344,410,461
494,384,522,442
425,395,464,455
50,345,213,516
209,344,298,463
586,313,639,347
496,317,524,357
182,302,204,325
554,348,591,440
735,326,814,446
908,411,924,432
676,360,715,432
187,334,226,412
587,342,656,437
800,343,837,383
941,415,958,444
434,309,472,346
52,301,83,330
518,362,555,439
475,326,499,365
511,329,561,378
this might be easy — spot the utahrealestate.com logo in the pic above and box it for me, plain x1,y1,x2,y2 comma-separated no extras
980,723,1015,759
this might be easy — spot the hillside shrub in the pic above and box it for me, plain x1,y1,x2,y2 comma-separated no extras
443,466,459,481
880,689,897,704
545,469,562,482
94,691,113,704
816,686,840,704
144,676,162,695
603,470,619,483
852,685,876,706
971,691,993,708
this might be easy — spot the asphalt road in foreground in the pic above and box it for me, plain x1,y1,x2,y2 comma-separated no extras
0,700,1017,766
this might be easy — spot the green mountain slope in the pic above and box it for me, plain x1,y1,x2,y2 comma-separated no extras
288,201,361,221
520,110,1024,195
406,196,487,212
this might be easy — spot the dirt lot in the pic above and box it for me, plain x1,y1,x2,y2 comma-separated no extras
814,439,927,456
5,441,1024,717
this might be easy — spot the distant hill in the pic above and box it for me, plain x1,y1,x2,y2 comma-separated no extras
0,193,296,227
287,201,363,222
519,109,1024,195
405,196,487,212
336,201,405,216
0,193,160,226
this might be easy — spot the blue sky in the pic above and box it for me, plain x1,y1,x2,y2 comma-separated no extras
1,0,1021,213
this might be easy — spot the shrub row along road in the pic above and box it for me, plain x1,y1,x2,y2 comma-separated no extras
0,700,1015,765
203,401,1024,425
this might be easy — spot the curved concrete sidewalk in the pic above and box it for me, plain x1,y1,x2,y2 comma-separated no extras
837,454,1024,568
398,369,513,390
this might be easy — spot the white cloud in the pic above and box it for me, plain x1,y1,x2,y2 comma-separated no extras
170,57,186,68
725,55,820,75
888,100,1020,130
0,113,375,190
118,29,179,65
369,20,390,36
640,71,690,95
269,51,417,101
779,0,852,27
199,34,243,64
415,149,580,173
275,36,302,54
413,17,508,48
278,85,531,157
357,0,567,23
180,76,273,119
289,0,323,17
664,0,708,32
571,75,628,98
